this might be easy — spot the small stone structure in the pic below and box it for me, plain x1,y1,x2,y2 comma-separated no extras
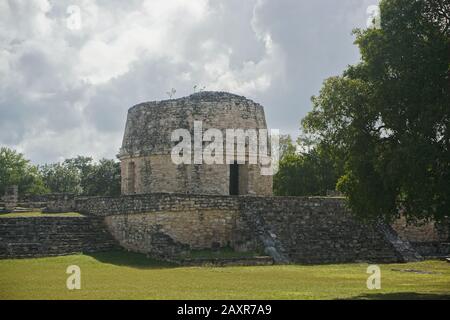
41,193,76,213
4,185,18,211
118,92,272,196
20,193,75,211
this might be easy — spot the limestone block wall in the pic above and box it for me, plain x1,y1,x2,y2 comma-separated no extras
104,210,255,258
120,155,272,196
43,193,76,213
75,193,240,216
0,216,117,258
3,186,18,210
76,194,257,258
392,216,448,242
392,216,449,256
118,92,273,196
75,194,416,263
120,155,230,195
240,197,403,264
12,193,76,212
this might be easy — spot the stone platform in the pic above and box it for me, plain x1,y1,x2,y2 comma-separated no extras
0,216,118,259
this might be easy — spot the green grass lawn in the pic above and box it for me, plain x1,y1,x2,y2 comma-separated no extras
1,251,449,300
0,212,84,218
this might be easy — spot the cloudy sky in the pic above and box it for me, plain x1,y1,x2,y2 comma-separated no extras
0,0,379,164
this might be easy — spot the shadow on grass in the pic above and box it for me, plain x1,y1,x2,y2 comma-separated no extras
86,250,177,269
351,292,450,300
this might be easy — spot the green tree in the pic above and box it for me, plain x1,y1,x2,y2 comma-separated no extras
0,147,48,195
274,140,341,196
39,162,82,194
302,0,450,222
40,157,121,196
63,156,94,194
82,159,121,197
278,134,296,160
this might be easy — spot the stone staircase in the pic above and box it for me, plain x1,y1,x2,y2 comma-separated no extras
377,222,423,262
0,216,118,259
411,241,450,259
240,208,290,264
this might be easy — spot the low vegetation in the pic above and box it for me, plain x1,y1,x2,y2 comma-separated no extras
0,148,120,197
0,211,83,218
0,251,449,300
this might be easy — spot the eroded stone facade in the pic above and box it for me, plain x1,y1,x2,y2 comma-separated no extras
75,193,437,263
118,92,273,196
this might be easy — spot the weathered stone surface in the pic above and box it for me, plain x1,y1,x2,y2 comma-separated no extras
392,216,450,257
0,216,118,258
43,194,76,213
241,197,405,264
3,185,18,211
2,192,448,263
74,193,436,264
118,92,272,196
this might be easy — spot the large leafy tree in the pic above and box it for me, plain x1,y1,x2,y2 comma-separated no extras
0,148,120,196
40,157,121,196
63,156,95,194
0,147,48,195
302,0,450,222
82,159,121,197
39,162,82,194
274,136,341,196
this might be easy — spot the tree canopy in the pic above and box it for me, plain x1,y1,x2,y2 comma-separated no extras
0,147,48,196
0,148,120,197
302,0,450,222
274,134,342,196
39,157,121,197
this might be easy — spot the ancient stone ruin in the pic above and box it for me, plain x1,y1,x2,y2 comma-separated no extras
1,92,448,264
4,185,18,211
118,92,272,196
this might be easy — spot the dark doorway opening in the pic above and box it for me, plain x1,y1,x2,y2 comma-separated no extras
229,161,239,195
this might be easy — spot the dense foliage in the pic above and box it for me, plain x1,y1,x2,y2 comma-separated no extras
302,0,450,221
0,147,48,195
0,148,120,197
274,135,342,196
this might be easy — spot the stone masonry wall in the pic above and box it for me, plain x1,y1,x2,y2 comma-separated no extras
241,197,404,264
392,216,449,242
392,216,450,256
76,194,257,259
121,155,230,195
74,193,417,263
118,92,272,196
104,210,256,259
3,186,18,211
16,193,76,212
75,193,240,216
0,216,117,258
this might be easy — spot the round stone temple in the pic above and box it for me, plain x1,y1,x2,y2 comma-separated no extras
118,91,273,196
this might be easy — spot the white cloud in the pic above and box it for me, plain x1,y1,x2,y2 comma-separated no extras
77,0,211,84
0,0,377,164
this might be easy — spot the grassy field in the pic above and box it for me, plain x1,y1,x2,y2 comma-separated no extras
0,212,84,218
0,251,449,300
